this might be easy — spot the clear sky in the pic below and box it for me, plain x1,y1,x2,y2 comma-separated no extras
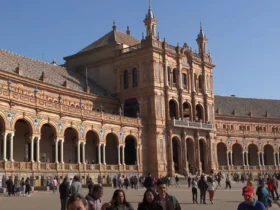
0,0,279,99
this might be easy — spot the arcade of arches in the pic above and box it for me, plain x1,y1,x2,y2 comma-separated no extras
0,117,139,166
217,142,280,167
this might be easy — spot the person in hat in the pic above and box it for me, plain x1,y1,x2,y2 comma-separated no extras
237,186,266,210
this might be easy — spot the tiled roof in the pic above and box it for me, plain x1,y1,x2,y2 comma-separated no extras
78,30,140,54
214,95,280,118
0,49,115,98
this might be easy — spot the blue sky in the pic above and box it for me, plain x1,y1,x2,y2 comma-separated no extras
0,0,279,99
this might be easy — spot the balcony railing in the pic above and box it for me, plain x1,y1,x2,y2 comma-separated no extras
119,44,142,54
172,119,213,130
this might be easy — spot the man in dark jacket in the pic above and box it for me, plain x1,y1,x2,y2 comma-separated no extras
59,177,70,210
6,177,13,196
143,173,154,189
155,179,181,210
198,175,208,204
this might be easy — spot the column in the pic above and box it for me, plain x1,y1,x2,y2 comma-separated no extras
122,146,126,165
77,141,81,164
83,142,86,164
274,153,277,166
37,138,40,163
103,144,106,165
258,152,261,166
227,151,230,166
278,153,280,166
230,151,233,166
246,152,249,166
242,151,245,166
117,145,121,165
60,140,64,163
55,139,59,163
31,137,34,162
10,133,14,161
98,144,101,164
3,132,7,161
262,152,265,166
136,145,139,165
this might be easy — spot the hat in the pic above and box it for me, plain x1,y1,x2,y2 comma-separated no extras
242,186,254,196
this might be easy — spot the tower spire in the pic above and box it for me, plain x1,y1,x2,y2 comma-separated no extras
144,0,157,37
196,21,208,54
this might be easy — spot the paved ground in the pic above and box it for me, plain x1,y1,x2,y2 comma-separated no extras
0,181,279,210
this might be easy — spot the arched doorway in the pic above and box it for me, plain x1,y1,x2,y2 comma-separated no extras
125,136,136,165
183,102,191,120
248,144,258,166
124,98,139,118
264,144,274,165
186,138,195,174
0,117,6,160
172,137,180,172
14,119,32,162
232,143,243,165
64,128,78,163
169,100,178,119
217,143,227,166
40,124,56,163
105,133,118,165
196,104,204,122
85,131,99,164
199,139,207,173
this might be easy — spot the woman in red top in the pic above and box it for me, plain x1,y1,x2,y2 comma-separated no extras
266,178,275,199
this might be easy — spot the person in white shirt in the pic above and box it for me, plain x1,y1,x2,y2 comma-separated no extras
207,177,216,204
52,178,58,194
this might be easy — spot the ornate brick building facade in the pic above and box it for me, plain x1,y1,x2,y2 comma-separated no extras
0,6,278,185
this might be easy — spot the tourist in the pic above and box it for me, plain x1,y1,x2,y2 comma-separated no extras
6,177,13,196
225,175,231,189
102,189,134,210
271,176,279,200
67,194,88,210
25,177,31,197
175,175,180,188
52,177,58,194
207,177,216,204
154,179,181,210
191,178,198,204
87,178,94,194
143,173,154,189
247,176,253,187
266,177,275,200
198,175,208,204
20,177,25,196
256,180,271,208
237,186,266,210
137,189,162,210
60,177,70,210
70,176,82,195
187,176,191,188
85,185,103,210
124,177,129,189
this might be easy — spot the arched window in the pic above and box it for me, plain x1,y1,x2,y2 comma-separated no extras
168,67,171,84
198,75,203,92
132,68,138,88
123,70,128,89
172,69,177,87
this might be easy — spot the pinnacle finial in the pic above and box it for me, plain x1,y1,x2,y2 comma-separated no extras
112,20,116,30
149,0,151,9
200,21,203,31
126,25,130,35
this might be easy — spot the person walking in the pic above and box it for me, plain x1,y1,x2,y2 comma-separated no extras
60,177,70,210
52,178,58,194
237,186,266,210
143,173,154,190
70,176,82,195
85,185,103,210
187,176,191,188
102,189,134,210
207,177,216,204
256,180,271,208
87,178,94,194
137,189,162,210
20,177,25,196
25,177,31,197
198,175,208,204
6,177,13,196
191,178,198,204
175,175,180,188
225,175,231,189
66,194,88,210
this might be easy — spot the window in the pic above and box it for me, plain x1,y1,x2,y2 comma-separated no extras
231,125,234,130
123,70,128,89
182,73,187,89
132,68,138,88
172,69,177,87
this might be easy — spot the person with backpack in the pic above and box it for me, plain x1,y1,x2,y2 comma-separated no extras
256,180,271,208
85,185,103,210
59,177,70,210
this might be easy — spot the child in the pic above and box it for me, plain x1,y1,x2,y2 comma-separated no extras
67,194,88,210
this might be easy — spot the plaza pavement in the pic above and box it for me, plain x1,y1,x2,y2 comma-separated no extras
0,181,279,210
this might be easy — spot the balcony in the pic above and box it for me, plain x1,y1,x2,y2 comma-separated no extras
172,119,213,130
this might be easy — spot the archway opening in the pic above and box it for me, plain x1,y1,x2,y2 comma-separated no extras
183,102,191,120
85,131,99,164
232,143,243,165
124,98,139,118
0,117,6,160
195,104,204,122
40,124,56,163
248,144,258,166
169,100,178,119
172,137,180,172
64,128,78,163
199,139,207,173
14,119,32,162
217,143,227,166
125,136,136,165
105,133,118,165
264,144,274,165
186,138,195,174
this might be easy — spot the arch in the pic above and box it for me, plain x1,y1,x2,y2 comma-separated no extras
105,133,118,164
64,127,79,163
13,119,33,161
85,130,99,164
38,121,58,138
123,70,128,89
248,144,258,166
172,137,181,172
172,68,177,87
217,142,227,166
61,124,80,139
0,114,7,160
125,135,137,165
83,127,100,141
186,138,195,174
169,99,178,119
124,98,139,118
264,144,274,165
40,124,57,163
232,143,243,165
11,115,35,134
0,111,8,130
199,138,207,173
195,104,204,122
182,101,192,120
132,68,138,88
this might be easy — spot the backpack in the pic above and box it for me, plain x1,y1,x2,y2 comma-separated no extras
171,196,177,209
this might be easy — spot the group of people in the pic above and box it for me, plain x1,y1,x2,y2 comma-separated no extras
5,176,31,197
